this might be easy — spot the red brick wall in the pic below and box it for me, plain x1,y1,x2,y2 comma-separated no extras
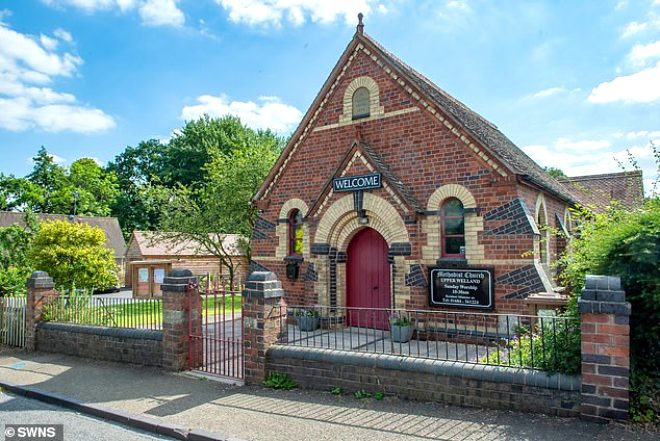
252,45,570,314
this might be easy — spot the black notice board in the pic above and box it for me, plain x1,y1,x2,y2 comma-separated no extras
428,267,494,309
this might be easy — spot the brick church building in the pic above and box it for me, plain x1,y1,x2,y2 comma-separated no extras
250,17,640,316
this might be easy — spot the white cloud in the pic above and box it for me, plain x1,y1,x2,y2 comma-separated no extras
42,0,184,27
216,0,386,27
622,130,660,140
50,153,66,164
588,62,660,104
527,86,581,100
180,94,302,133
138,0,184,27
54,28,73,43
0,22,115,133
627,40,660,67
555,137,611,151
523,136,658,196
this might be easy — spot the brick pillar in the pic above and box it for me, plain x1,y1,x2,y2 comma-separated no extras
161,269,202,371
243,271,287,385
26,271,59,352
579,275,631,422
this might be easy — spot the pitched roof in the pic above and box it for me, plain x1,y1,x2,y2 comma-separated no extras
254,29,577,205
361,33,577,204
0,212,126,258
557,171,644,213
307,141,422,217
129,231,245,257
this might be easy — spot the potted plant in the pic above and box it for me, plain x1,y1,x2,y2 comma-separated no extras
390,312,413,343
295,308,320,331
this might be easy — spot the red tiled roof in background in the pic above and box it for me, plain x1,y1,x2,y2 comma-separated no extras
557,170,644,213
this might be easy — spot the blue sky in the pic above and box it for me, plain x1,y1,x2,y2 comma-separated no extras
1,0,659,193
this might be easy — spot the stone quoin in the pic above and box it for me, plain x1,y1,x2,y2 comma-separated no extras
249,15,641,316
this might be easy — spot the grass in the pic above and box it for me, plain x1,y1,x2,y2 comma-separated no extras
44,294,241,329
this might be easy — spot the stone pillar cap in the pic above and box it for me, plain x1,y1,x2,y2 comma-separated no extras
27,271,54,289
162,268,197,292
585,275,621,291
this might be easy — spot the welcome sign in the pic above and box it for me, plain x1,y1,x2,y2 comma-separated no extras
333,173,382,192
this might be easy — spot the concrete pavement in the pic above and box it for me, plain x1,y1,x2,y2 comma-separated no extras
0,347,656,441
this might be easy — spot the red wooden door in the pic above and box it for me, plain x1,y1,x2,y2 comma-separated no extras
346,228,391,329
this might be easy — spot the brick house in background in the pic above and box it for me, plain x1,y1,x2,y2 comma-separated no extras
125,231,247,296
250,18,643,317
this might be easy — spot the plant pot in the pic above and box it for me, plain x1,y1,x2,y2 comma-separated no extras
297,316,320,332
391,325,413,343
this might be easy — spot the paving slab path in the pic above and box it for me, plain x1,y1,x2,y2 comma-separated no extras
0,348,656,441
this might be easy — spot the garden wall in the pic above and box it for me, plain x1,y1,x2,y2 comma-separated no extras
268,345,581,417
36,322,163,367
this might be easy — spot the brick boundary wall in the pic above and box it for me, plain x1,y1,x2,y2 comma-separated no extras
579,275,631,422
268,346,581,417
36,322,163,367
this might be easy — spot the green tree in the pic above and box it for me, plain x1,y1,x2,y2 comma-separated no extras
29,220,118,291
0,213,37,297
158,117,283,287
107,139,169,236
543,166,567,178
0,175,45,211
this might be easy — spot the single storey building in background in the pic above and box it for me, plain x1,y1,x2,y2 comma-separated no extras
250,18,643,320
125,231,247,297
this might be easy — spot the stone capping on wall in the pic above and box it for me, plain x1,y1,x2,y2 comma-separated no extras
269,345,580,392
38,322,163,340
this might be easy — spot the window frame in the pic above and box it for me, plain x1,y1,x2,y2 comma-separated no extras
351,87,371,120
440,198,466,258
287,209,304,257
537,205,548,264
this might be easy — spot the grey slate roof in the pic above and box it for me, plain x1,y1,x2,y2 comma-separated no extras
0,211,126,258
361,33,577,204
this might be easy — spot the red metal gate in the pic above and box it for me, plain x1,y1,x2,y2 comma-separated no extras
188,280,243,380
346,228,391,329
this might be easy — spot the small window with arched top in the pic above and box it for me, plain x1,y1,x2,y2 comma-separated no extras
352,87,370,120
288,209,304,256
537,205,548,264
441,198,465,258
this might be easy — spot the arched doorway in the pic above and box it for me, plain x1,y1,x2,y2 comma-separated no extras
346,228,391,329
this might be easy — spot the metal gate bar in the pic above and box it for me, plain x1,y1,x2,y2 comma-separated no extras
188,279,243,380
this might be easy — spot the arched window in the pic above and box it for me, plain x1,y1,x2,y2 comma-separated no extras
441,198,465,257
288,209,304,256
352,87,370,119
537,205,548,264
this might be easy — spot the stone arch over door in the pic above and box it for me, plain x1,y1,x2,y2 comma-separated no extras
313,193,410,309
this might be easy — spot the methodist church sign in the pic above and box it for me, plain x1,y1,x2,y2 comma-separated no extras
333,173,382,192
429,267,494,309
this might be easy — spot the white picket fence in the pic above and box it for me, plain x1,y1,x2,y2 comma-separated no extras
0,297,26,348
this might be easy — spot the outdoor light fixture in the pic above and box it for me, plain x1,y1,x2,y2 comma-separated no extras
358,215,369,225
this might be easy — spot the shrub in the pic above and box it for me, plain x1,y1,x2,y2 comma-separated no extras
558,199,660,423
29,220,118,291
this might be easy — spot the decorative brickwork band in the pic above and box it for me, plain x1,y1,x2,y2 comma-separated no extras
161,268,201,371
578,275,631,423
243,271,287,385
26,271,59,352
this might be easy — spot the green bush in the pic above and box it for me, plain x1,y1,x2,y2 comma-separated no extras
29,220,118,291
482,307,581,374
558,199,660,423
